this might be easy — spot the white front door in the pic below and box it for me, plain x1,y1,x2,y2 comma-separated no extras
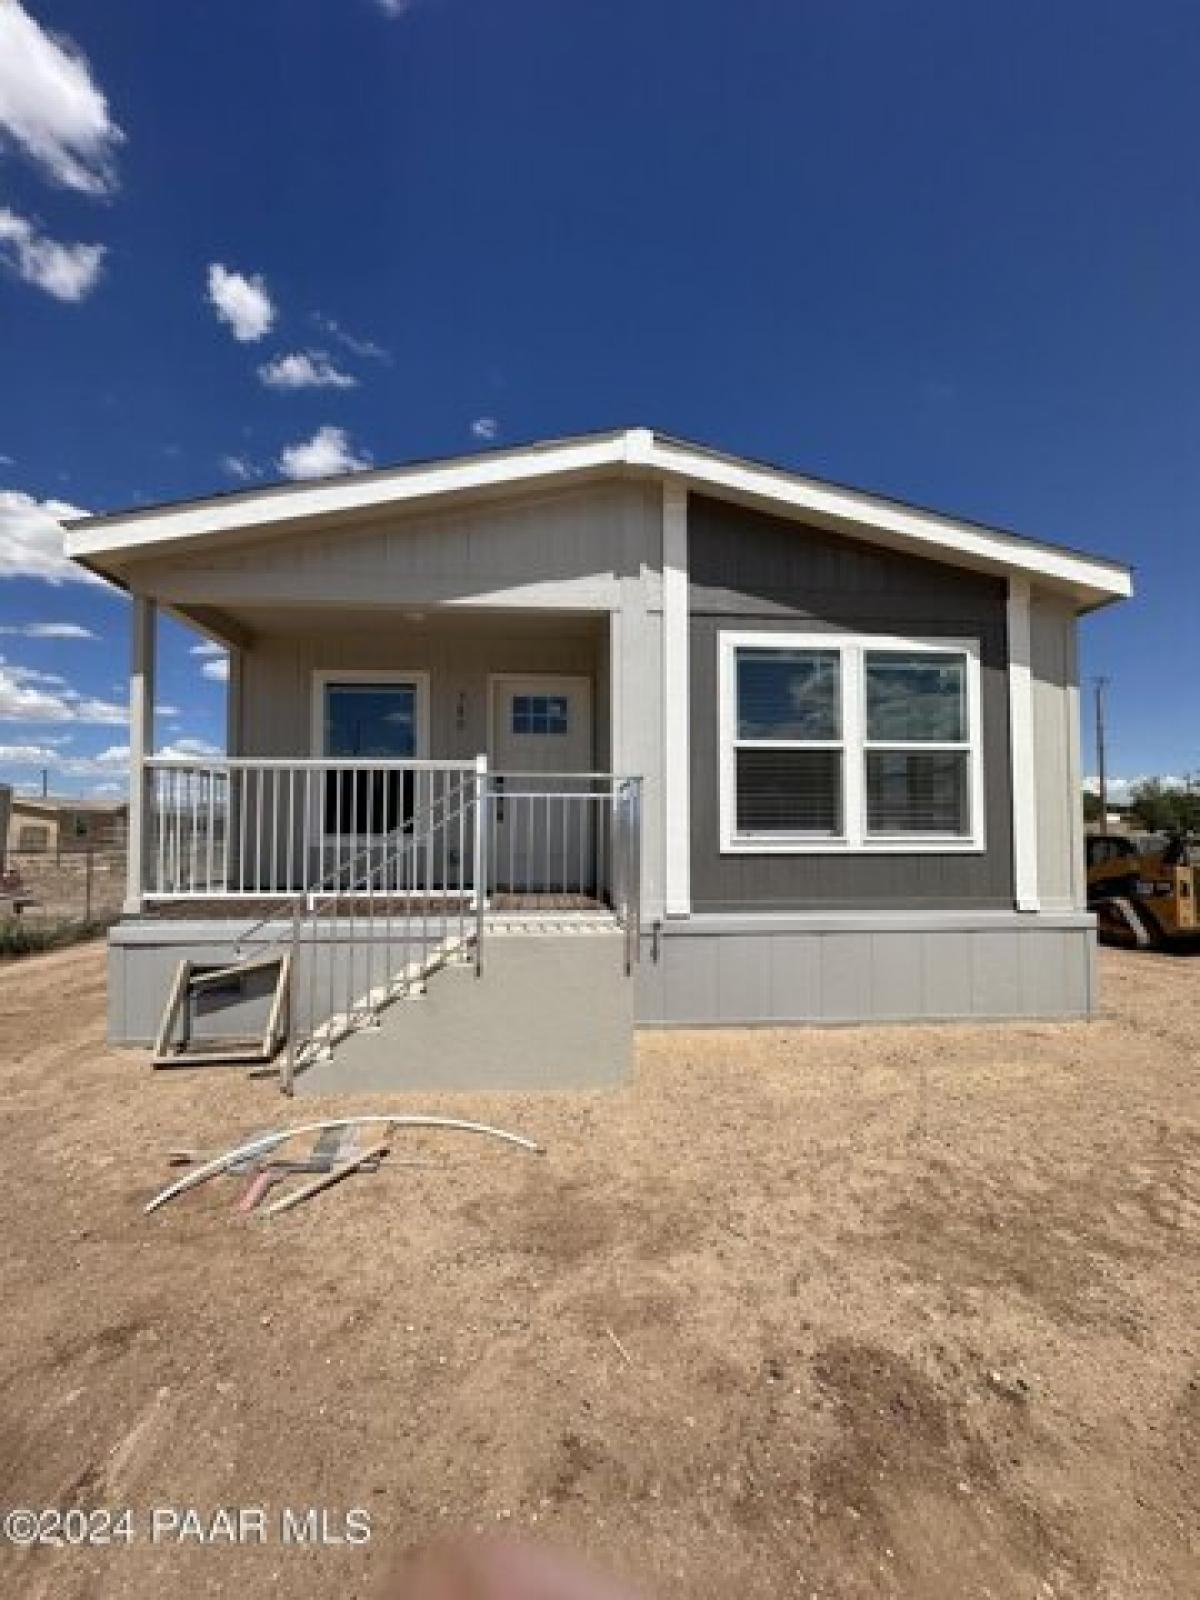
490,675,594,894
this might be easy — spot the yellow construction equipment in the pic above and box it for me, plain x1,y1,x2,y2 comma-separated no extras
1086,831,1199,948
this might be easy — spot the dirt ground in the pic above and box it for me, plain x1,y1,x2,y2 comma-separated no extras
0,942,1196,1600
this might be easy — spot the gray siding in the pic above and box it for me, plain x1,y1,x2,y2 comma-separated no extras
132,480,662,612
237,613,606,763
635,913,1095,1025
688,495,1014,911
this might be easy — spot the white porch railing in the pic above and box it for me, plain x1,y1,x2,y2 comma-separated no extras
143,757,478,899
139,756,644,1092
141,756,641,924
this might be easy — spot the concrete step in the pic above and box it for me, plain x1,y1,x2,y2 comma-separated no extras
293,928,631,1094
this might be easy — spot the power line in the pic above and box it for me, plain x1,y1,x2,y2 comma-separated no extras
1093,677,1109,834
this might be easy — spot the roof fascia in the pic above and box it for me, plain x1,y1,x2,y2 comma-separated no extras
63,426,1131,607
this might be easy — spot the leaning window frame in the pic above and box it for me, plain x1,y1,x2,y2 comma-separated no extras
718,630,986,855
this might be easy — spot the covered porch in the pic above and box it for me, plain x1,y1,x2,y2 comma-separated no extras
126,604,639,914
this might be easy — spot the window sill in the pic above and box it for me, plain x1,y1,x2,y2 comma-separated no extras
721,836,986,856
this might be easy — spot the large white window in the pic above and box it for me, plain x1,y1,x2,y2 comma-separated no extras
718,631,984,854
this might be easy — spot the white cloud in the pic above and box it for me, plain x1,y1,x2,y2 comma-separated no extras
190,639,229,682
310,312,390,362
278,425,372,481
158,736,222,760
1084,774,1188,805
372,0,416,18
0,733,220,788
0,621,97,639
0,3,123,194
207,262,275,342
0,657,126,725
0,208,105,300
0,490,95,583
471,416,499,442
220,453,261,482
258,349,357,391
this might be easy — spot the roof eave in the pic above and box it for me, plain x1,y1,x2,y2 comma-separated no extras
61,426,1133,609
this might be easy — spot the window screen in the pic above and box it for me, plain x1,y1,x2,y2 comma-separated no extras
866,653,966,742
732,647,843,837
863,649,971,837
736,749,842,835
736,648,840,740
866,751,969,836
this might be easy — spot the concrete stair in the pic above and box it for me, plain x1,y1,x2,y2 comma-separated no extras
293,926,632,1094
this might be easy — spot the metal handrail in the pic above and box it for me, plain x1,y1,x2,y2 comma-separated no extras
234,777,472,948
145,755,473,772
145,758,643,1093
278,775,479,1092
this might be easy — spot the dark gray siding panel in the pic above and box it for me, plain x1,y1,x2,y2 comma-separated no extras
689,495,1013,911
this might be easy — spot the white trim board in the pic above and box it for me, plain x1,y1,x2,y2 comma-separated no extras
662,482,691,916
717,629,986,856
1006,578,1040,911
65,429,1131,610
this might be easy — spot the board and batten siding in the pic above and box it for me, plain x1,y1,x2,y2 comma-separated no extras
236,616,607,765
131,480,663,612
687,494,1015,912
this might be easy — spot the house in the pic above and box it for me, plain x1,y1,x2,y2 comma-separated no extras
7,794,129,858
62,429,1131,1087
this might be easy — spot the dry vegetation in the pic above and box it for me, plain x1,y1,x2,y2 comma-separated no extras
0,942,1196,1599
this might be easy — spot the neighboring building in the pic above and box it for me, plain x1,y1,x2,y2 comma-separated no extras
62,429,1131,1078
7,795,128,857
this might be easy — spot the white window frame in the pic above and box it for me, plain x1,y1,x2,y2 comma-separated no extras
718,630,986,855
310,668,431,760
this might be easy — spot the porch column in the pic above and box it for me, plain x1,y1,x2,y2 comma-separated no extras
1007,576,1040,912
662,481,691,916
224,641,243,755
124,593,157,914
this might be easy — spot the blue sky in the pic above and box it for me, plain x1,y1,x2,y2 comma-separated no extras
0,0,1196,796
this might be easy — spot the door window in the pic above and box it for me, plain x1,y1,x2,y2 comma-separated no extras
511,694,569,736
322,681,418,835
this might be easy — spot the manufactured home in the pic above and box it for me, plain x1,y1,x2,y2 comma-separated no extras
63,429,1131,1089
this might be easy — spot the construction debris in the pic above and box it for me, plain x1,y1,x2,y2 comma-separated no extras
261,1138,392,1218
144,1115,544,1218
152,954,290,1069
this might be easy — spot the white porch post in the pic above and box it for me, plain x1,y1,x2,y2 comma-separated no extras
1007,576,1040,912
124,594,157,914
224,641,243,755
662,481,691,917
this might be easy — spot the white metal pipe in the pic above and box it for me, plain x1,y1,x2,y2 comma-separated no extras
145,1115,544,1214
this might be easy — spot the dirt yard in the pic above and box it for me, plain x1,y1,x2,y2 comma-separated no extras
0,943,1196,1600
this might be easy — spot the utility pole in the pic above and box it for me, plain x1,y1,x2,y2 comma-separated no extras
1093,677,1109,834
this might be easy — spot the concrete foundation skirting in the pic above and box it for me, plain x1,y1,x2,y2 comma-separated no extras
633,912,1097,1026
108,909,1098,1049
